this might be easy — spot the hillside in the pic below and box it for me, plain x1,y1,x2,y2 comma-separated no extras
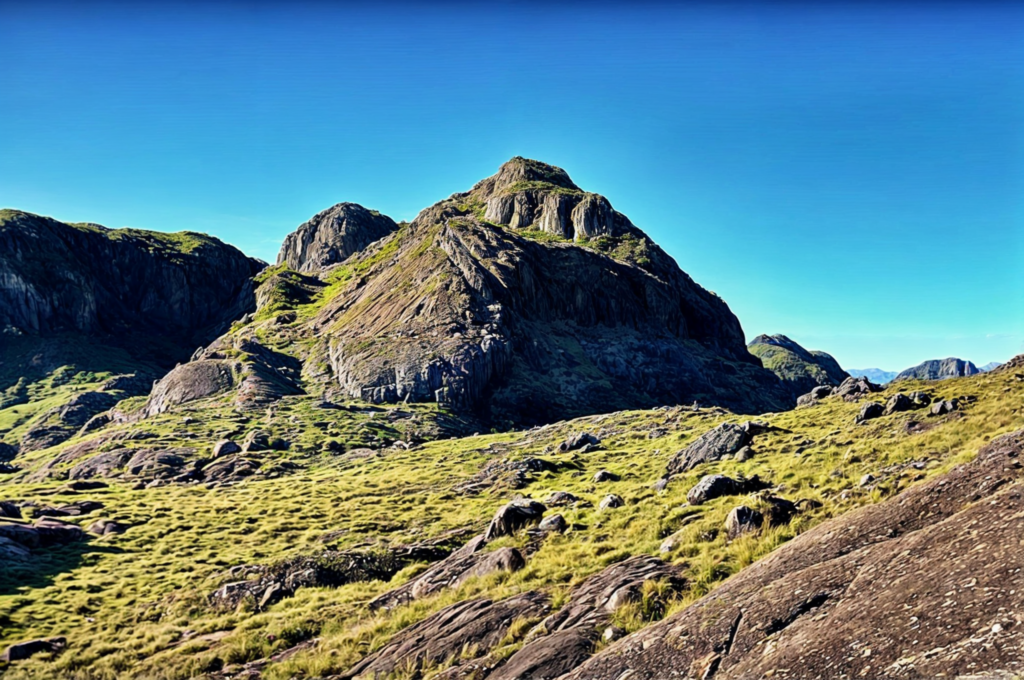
746,334,848,400
138,158,792,428
0,347,1021,678
3,160,1021,680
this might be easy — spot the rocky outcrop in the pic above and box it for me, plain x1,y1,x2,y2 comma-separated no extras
20,391,120,452
747,334,848,400
686,474,770,505
560,430,1024,680
342,592,551,680
271,158,792,426
276,203,398,273
0,210,263,358
895,357,981,381
665,421,776,476
369,535,527,611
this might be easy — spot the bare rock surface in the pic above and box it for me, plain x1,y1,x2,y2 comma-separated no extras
342,592,550,679
277,202,398,273
561,430,1024,680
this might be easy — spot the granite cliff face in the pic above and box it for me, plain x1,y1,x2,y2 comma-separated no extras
895,357,980,382
747,334,848,400
0,210,263,360
276,157,790,424
276,203,398,273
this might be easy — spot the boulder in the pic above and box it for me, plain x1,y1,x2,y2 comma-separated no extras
68,449,134,479
201,456,259,485
856,402,884,423
908,391,931,406
884,393,914,415
686,474,770,505
665,422,752,476
211,439,241,457
370,535,525,610
592,470,619,483
833,376,883,401
142,360,237,417
3,637,67,662
544,491,580,506
725,506,763,538
599,494,624,510
484,499,546,540
88,519,127,536
0,501,21,519
242,430,271,452
0,442,17,462
124,448,194,482
560,432,600,452
930,399,960,416
538,514,568,534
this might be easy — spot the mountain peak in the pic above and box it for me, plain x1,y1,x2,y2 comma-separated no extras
277,202,398,273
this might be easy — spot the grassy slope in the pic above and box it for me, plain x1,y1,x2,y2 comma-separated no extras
1,366,1020,679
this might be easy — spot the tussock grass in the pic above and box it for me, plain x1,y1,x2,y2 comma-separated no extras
1,368,1021,678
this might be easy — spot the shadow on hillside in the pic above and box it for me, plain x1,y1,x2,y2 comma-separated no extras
0,541,126,595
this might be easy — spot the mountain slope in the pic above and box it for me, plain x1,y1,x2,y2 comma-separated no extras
747,334,848,399
142,157,792,426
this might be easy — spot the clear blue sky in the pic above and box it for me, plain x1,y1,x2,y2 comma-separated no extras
2,1,1023,371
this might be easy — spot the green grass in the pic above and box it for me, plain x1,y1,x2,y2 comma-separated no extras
0,366,1020,678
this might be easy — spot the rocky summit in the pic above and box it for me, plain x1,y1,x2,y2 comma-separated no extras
1,159,1021,680
142,157,792,427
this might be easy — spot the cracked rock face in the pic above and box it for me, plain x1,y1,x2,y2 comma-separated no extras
0,210,262,348
276,202,398,273
560,430,1024,680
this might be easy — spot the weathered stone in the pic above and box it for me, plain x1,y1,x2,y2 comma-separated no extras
725,505,763,538
538,514,568,534
599,494,624,510
686,474,769,505
342,592,550,680
592,469,619,483
856,402,884,423
666,422,754,476
68,449,134,479
544,491,580,506
3,636,67,662
884,393,914,415
560,432,600,452
211,439,241,458
485,499,546,540
88,519,127,536
930,399,960,416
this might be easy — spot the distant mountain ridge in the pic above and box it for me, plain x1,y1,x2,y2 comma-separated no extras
845,368,898,384
895,357,980,382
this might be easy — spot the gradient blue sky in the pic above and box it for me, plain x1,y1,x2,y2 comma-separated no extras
2,1,1023,371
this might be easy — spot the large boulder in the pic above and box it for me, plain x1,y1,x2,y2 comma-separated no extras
884,393,914,415
856,402,885,423
666,421,774,476
484,499,546,540
142,361,236,416
686,474,770,505
3,637,67,662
